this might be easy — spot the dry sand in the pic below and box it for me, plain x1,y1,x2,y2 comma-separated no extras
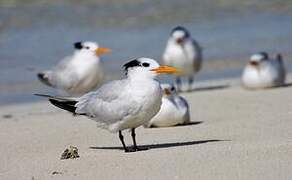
0,77,292,180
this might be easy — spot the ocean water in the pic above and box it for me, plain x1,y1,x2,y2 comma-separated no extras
0,1,292,105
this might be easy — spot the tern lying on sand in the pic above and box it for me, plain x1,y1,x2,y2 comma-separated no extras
241,52,286,89
145,84,190,128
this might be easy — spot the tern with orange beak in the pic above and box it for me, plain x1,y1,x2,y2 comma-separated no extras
37,58,178,152
241,52,286,89
37,41,110,95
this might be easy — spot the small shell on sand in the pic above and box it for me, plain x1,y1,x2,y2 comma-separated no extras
60,146,80,160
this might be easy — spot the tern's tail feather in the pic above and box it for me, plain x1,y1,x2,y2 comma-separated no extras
49,99,78,113
37,71,53,87
35,94,80,114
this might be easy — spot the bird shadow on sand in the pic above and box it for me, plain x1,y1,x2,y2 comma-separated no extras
148,121,203,128
179,84,230,93
89,139,227,152
282,82,292,88
253,82,292,91
176,121,203,127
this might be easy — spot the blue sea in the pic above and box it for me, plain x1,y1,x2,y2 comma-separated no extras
0,0,292,105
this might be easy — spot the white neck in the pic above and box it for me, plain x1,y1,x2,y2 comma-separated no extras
127,70,157,82
73,51,100,62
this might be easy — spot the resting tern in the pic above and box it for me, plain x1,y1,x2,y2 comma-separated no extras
145,84,190,128
241,52,286,89
162,26,203,91
37,41,110,96
37,58,178,152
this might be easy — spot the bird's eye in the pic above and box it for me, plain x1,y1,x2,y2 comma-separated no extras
85,46,90,49
171,87,175,91
142,63,150,67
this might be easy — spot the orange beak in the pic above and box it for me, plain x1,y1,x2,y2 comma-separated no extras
150,65,179,74
95,47,111,55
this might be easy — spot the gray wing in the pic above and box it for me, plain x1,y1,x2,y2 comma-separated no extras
192,39,203,72
276,54,286,76
173,95,190,124
38,56,75,88
50,56,79,90
179,96,190,123
273,54,286,84
53,56,72,72
75,79,142,126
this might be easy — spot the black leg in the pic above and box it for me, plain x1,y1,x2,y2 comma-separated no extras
176,76,182,91
131,128,138,150
131,128,148,151
119,131,129,152
188,76,194,91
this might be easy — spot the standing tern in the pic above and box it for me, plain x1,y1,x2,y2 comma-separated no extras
145,84,190,128
241,52,286,89
37,41,110,96
162,26,203,91
37,58,178,152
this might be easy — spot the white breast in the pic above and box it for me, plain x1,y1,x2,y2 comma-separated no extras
113,80,163,131
163,40,195,76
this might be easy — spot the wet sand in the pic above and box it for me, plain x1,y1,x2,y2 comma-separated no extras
1,75,292,180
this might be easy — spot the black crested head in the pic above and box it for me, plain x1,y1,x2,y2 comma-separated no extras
123,59,141,75
123,59,141,71
259,52,269,60
74,42,83,50
171,26,190,38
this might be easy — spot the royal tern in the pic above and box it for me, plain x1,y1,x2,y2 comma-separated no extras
37,41,110,96
162,26,203,91
145,84,190,128
37,58,178,152
241,52,286,89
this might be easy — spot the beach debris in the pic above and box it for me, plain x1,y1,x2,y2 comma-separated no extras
2,114,13,119
51,171,63,175
60,146,80,160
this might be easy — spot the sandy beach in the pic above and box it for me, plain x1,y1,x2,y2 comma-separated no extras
1,0,292,179
1,75,292,180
